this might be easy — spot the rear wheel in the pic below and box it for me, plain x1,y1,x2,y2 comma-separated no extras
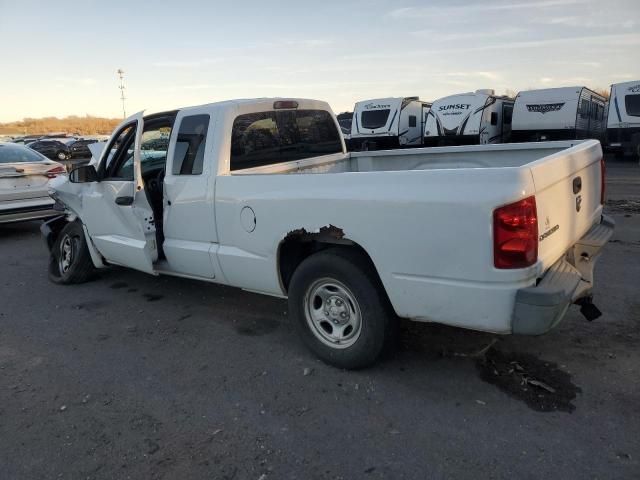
288,249,395,369
48,222,96,284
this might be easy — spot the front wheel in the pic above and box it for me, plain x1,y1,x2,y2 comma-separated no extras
288,250,395,369
56,151,68,161
48,222,96,284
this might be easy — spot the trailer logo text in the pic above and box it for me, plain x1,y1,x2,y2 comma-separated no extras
364,103,391,110
526,103,565,114
628,84,640,93
438,104,471,111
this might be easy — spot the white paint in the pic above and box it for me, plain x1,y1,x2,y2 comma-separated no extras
607,80,640,128
424,90,514,145
512,86,606,139
351,97,431,147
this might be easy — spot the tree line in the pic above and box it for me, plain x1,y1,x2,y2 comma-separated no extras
0,115,122,136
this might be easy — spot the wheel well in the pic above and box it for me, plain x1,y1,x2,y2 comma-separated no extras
42,215,73,250
277,229,381,294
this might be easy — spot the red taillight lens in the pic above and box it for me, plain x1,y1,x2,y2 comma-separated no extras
45,165,66,179
493,196,538,269
600,157,606,205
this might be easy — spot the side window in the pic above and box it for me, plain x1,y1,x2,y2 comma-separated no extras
625,95,640,117
408,115,417,127
172,114,210,175
580,99,590,118
490,112,498,126
139,123,172,176
503,105,513,125
231,112,281,171
103,124,136,180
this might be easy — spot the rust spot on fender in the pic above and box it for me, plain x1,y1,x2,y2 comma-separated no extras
286,224,345,241
319,224,345,239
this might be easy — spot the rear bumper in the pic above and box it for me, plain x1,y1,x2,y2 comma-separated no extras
0,198,57,224
512,215,615,335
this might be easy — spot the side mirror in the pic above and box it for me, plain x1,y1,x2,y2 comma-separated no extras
69,164,98,183
490,112,498,126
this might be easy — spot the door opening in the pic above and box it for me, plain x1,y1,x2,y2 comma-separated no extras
137,113,176,259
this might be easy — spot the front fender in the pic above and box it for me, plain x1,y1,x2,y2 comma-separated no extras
40,216,106,269
40,215,70,251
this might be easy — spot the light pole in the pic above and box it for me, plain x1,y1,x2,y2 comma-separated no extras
117,69,126,118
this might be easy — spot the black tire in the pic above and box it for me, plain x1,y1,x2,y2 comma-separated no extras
48,222,96,284
288,249,396,369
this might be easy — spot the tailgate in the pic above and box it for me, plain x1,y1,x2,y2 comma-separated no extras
529,140,604,271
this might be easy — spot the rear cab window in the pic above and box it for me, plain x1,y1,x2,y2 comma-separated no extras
230,109,342,171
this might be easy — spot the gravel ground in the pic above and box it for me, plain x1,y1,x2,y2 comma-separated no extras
0,157,639,479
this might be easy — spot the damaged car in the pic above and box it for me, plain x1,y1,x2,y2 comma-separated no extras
43,98,613,368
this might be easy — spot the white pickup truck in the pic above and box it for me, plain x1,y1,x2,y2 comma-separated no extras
43,98,613,368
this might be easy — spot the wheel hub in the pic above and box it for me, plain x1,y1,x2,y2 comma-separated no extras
324,296,350,324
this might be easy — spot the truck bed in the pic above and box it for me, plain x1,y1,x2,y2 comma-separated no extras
219,139,604,332
232,140,592,175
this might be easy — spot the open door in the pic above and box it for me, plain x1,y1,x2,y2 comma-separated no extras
78,112,158,274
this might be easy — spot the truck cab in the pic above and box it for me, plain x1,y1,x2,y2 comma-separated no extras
47,99,345,281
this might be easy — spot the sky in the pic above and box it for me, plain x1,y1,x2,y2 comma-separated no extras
0,0,639,123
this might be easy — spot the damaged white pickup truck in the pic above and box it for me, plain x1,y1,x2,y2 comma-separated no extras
43,98,613,368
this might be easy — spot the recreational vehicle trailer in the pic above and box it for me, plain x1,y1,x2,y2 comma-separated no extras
350,97,431,151
423,89,514,146
606,80,640,158
511,87,606,143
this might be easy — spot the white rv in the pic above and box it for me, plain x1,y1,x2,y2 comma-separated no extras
605,80,640,158
423,90,514,146
350,97,431,151
511,87,606,143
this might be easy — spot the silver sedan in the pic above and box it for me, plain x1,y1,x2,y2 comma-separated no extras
0,142,66,224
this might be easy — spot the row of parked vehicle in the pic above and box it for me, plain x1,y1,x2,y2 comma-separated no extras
340,80,640,159
7,134,104,161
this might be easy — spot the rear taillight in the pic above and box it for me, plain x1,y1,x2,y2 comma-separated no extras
45,165,66,178
600,157,606,205
493,196,538,269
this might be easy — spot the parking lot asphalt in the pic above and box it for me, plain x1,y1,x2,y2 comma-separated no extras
1,157,639,480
